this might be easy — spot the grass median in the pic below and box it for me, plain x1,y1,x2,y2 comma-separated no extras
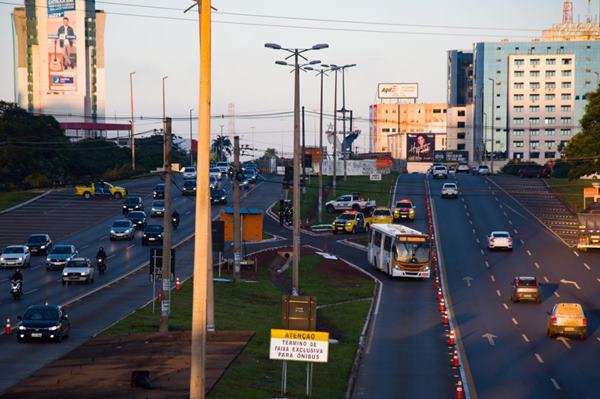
0,190,42,212
102,250,374,399
546,178,593,213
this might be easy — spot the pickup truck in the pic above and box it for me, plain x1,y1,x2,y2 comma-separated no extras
331,211,366,234
74,181,127,199
325,193,376,213
576,202,600,252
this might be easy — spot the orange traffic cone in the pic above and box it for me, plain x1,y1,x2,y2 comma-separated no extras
175,277,181,291
439,298,446,312
452,349,460,368
455,380,464,399
437,288,443,300
448,330,455,346
5,318,11,335
442,311,449,325
434,277,440,290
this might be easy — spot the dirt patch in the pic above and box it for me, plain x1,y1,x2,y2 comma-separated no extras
1,331,254,399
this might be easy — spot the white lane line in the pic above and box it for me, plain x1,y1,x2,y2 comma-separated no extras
573,251,579,257
490,275,496,282
520,239,525,245
503,212,508,217
185,210,191,215
597,278,600,284
0,278,8,283
472,228,476,234
550,378,561,390
513,228,519,234
526,250,532,256
107,254,116,259
584,263,590,271
24,288,38,295
503,202,527,218
503,303,509,310
535,353,544,364
496,289,501,297
508,220,513,225
476,238,480,243
597,337,600,343
534,262,540,269
554,292,560,298
480,249,485,255
469,220,473,225
466,212,470,217
544,276,549,283
512,317,518,325
485,261,490,268
80,244,89,250
499,204,503,209
522,334,530,343
464,204,468,209
461,197,465,202
495,197,499,202
127,244,135,250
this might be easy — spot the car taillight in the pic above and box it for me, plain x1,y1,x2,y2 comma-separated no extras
508,238,513,243
551,316,557,324
490,238,495,243
582,318,587,326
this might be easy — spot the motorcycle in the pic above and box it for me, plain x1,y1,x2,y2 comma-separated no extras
10,279,22,300
172,216,180,230
97,257,106,274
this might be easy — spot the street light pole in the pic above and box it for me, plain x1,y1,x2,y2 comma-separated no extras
129,71,136,171
162,75,168,163
315,66,329,224
332,67,338,195
265,42,328,296
189,109,194,166
488,78,495,173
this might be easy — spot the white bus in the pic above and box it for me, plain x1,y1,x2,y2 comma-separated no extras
367,224,431,278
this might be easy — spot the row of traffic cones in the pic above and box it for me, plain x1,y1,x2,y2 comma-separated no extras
425,183,464,399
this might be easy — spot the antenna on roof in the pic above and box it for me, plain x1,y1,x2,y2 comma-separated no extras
563,0,574,24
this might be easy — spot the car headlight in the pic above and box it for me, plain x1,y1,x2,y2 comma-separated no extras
346,222,352,226
18,257,22,261
409,209,415,213
0,257,4,261
19,326,26,331
110,229,116,234
158,234,163,238
81,271,89,276
46,257,51,262
221,196,226,200
63,272,68,276
48,325,60,331
143,234,147,237
40,245,46,249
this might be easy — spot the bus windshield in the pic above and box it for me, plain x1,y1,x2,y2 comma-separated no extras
395,242,430,263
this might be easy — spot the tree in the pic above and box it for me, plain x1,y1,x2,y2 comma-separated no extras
564,84,600,179
211,136,232,162
263,148,277,158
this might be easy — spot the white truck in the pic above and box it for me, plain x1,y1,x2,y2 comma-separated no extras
576,203,600,252
325,193,376,213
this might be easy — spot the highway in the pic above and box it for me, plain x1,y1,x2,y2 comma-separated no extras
430,173,600,399
0,174,279,394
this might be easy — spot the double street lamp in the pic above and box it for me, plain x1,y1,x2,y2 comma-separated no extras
265,42,328,296
335,64,357,181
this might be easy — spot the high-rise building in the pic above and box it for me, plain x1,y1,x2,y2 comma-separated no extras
12,0,110,139
447,50,473,107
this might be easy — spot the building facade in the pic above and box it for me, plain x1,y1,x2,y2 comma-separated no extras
12,0,105,134
447,50,473,107
369,103,447,160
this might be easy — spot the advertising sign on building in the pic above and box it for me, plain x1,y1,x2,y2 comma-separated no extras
433,150,469,164
269,329,330,363
47,0,78,91
377,83,419,99
407,133,435,162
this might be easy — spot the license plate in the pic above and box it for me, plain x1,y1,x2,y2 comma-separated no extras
31,333,42,338
564,327,575,331
523,294,531,297
149,238,155,241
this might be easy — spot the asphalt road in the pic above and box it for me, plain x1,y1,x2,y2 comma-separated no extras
430,172,600,399
0,174,276,395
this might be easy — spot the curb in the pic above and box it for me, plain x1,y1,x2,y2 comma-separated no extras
337,239,367,252
0,190,53,215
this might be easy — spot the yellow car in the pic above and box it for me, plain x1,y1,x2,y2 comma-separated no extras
366,207,393,230
393,199,415,221
547,303,587,340
331,211,366,234
74,181,127,199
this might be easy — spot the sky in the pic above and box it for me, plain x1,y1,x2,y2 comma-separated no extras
0,0,595,159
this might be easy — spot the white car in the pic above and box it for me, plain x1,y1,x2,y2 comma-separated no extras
432,165,448,179
0,245,31,268
580,173,600,180
216,161,230,174
487,231,513,251
457,164,470,173
441,183,459,198
209,167,222,180
476,165,490,176
62,257,95,285
150,199,165,217
110,219,135,240
181,167,196,179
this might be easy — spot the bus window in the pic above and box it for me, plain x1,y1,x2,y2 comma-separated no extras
383,236,392,251
368,229,373,244
373,231,382,247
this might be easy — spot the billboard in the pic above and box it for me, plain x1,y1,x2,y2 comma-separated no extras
377,83,419,99
433,151,469,164
47,0,77,92
407,133,435,162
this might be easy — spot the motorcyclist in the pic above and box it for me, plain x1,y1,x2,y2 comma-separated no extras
96,246,107,261
11,268,23,293
171,210,180,227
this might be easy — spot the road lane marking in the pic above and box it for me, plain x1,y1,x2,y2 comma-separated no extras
496,289,501,297
476,238,480,243
480,249,485,255
534,262,540,269
24,288,38,295
80,244,89,249
535,353,544,364
107,254,116,260
520,239,525,245
511,317,518,325
544,276,549,283
499,204,503,209
485,261,490,268
584,263,590,271
185,210,191,215
463,276,473,287
526,250,532,256
557,337,571,349
495,197,499,202
503,303,509,310
522,334,530,343
554,292,560,298
466,212,470,217
560,279,581,290
597,278,600,284
503,212,508,217
127,244,135,249
490,275,496,282
508,220,513,225
461,197,465,202
573,251,579,257
513,228,518,234
469,220,473,225
550,378,561,390
482,333,497,346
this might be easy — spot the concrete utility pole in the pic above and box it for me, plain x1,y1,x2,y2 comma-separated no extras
159,117,173,333
317,68,326,223
189,0,211,396
129,71,136,171
302,105,306,192
233,136,241,285
332,67,338,196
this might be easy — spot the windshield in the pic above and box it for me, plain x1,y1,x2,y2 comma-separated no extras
184,181,196,187
184,168,195,173
211,189,226,196
395,242,430,263
338,214,356,221
155,185,164,191
128,212,145,219
67,260,88,268
517,279,537,287
125,198,139,205
210,168,220,173
113,221,130,228
146,226,163,233
153,200,165,207
396,202,412,209
24,308,59,321
443,184,457,189
373,210,390,216
3,247,25,254
51,246,73,254
27,235,47,243
493,232,510,238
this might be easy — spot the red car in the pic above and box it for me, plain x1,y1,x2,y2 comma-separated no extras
518,166,551,178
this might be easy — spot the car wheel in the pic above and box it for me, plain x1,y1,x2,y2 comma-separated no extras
109,237,114,241
352,204,360,211
55,334,62,343
326,205,335,214
113,192,122,199
580,332,587,340
83,192,91,199
17,337,24,343
62,280,66,286
535,297,541,304
547,328,556,338
365,224,370,232
352,226,357,235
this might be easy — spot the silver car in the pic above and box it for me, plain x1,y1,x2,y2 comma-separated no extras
110,219,135,240
46,245,78,270
0,245,31,268
62,257,95,285
151,200,165,217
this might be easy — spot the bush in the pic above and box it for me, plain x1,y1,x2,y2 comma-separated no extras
552,161,572,178
102,164,134,181
23,173,51,188
501,160,538,176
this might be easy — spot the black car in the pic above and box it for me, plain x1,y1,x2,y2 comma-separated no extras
122,196,144,214
210,188,227,204
182,180,196,196
153,184,165,199
17,305,70,343
127,211,147,229
243,170,257,183
142,224,163,246
25,234,52,255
